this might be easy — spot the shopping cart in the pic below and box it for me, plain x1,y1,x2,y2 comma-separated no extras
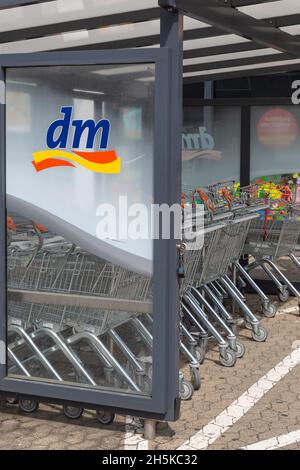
180,182,270,371
7,221,155,396
195,183,276,320
7,216,199,408
180,220,241,367
244,196,300,309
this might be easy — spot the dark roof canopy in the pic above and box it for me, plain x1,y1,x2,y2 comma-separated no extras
1,0,300,82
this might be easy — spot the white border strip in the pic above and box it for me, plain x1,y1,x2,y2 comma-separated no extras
241,429,300,450
0,80,5,104
0,340,5,365
177,346,300,450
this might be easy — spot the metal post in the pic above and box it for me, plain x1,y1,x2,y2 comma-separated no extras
159,4,183,421
0,67,6,381
240,106,251,188
240,105,251,269
144,419,157,439
204,80,214,134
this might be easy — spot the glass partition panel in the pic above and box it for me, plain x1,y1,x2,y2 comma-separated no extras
6,64,155,396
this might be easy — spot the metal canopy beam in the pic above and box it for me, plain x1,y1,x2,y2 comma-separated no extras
183,41,261,59
183,52,293,74
0,7,160,44
171,0,300,57
184,61,300,83
58,25,220,52
0,1,299,48
183,31,300,60
231,0,279,5
1,1,300,58
0,0,55,9
52,20,300,54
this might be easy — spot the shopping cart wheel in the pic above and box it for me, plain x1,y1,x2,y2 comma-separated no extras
252,326,268,342
19,399,39,413
96,410,115,425
194,346,205,364
190,367,201,391
180,380,194,401
262,302,277,318
278,288,289,303
234,340,246,359
6,397,18,405
219,349,236,368
244,320,253,330
63,405,84,420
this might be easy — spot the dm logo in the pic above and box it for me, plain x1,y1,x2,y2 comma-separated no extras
32,106,121,173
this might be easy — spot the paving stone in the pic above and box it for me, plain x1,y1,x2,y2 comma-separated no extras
0,295,299,450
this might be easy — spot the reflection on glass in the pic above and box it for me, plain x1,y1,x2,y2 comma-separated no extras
250,106,300,181
122,107,142,140
182,106,241,187
6,64,154,395
6,90,31,133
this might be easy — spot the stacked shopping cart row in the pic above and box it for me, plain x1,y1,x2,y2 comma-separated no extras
180,181,300,397
244,195,300,305
6,180,300,408
7,222,198,401
7,228,154,395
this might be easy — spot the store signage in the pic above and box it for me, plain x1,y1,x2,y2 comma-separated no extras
182,126,215,151
32,106,121,173
291,80,300,105
257,108,298,150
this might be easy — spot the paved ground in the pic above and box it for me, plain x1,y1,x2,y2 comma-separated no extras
0,294,300,450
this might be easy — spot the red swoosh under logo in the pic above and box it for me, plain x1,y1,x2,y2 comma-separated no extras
32,158,76,172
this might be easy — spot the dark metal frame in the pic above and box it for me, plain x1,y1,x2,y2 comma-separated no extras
2,0,300,85
161,0,300,83
160,8,183,416
0,0,55,9
0,47,182,421
0,7,161,44
174,0,300,55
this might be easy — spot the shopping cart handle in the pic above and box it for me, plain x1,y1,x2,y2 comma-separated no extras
7,289,152,315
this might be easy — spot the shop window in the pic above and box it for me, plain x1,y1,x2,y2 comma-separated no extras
182,106,241,188
250,106,300,191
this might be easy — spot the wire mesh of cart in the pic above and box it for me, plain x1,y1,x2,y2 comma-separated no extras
182,185,260,287
7,220,153,336
244,197,300,261
180,221,226,296
184,181,263,219
7,218,201,398
198,215,257,286
7,218,154,393
181,184,234,223
208,181,269,216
